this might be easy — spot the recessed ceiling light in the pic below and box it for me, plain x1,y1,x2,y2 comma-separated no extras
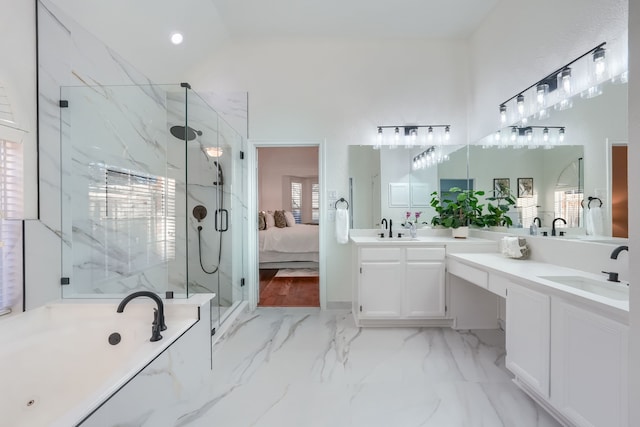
170,32,184,45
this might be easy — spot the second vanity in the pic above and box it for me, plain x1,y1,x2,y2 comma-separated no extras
350,231,629,427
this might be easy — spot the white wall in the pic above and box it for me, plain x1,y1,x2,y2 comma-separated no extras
468,0,627,143
0,0,37,219
189,38,470,302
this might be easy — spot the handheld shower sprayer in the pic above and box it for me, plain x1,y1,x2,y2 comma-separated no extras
213,161,224,186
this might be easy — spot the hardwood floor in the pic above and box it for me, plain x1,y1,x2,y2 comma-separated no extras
258,269,320,307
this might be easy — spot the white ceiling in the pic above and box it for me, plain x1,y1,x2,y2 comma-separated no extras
48,0,500,81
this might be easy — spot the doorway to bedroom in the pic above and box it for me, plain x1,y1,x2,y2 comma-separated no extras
257,146,320,307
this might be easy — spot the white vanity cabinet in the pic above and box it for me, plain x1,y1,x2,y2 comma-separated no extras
505,283,551,399
550,298,628,427
354,245,446,326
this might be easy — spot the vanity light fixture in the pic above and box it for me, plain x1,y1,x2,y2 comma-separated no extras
593,46,606,77
497,126,565,146
375,124,452,148
498,42,606,124
516,94,525,115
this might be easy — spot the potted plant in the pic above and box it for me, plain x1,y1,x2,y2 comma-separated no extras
429,187,485,238
483,190,516,231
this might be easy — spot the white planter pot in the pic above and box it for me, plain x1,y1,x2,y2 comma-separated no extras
451,226,469,239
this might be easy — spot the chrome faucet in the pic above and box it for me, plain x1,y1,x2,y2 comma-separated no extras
610,245,628,259
117,291,167,342
551,217,566,236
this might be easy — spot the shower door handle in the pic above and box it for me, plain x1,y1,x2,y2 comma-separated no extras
215,209,229,232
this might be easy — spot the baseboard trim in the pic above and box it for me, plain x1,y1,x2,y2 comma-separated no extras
326,301,351,309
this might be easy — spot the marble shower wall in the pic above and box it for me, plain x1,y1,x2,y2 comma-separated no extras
33,0,247,302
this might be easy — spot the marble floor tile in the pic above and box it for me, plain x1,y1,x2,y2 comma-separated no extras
168,308,561,427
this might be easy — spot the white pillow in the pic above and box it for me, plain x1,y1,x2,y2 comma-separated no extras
284,211,296,227
265,212,275,228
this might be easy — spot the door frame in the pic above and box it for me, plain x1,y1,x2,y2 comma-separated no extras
247,139,327,310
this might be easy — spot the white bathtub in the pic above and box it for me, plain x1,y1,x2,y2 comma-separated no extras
0,299,201,427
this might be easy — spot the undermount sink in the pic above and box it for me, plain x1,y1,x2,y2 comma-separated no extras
375,236,419,242
538,275,629,301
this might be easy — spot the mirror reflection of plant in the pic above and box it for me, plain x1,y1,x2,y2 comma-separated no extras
484,189,516,227
429,187,485,229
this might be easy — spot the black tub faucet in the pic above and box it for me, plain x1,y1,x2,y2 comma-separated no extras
117,291,167,342
551,217,566,236
610,245,629,259
381,218,388,230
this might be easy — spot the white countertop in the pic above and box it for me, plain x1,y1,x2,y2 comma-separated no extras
350,235,492,245
448,252,629,317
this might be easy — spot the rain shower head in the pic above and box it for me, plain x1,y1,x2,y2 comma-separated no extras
170,125,203,141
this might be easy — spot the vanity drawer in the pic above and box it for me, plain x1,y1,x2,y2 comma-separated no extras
406,247,445,261
360,247,402,261
488,273,510,298
448,259,489,289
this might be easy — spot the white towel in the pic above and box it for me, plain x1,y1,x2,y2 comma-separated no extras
335,207,349,244
585,207,605,236
501,236,526,258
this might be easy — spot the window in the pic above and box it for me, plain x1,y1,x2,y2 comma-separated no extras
88,164,175,278
555,190,583,228
0,139,23,313
291,181,302,223
311,183,319,223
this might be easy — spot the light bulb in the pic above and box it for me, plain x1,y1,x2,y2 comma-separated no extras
517,94,525,115
593,47,606,78
543,127,549,142
560,68,572,94
410,129,417,143
500,105,507,123
536,84,548,105
559,128,565,142
526,129,533,142
494,130,501,142
394,127,400,144
377,127,383,144
444,126,450,141
427,126,434,141
170,32,184,45
511,127,517,142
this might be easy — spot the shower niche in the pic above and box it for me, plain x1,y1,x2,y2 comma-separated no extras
59,83,247,328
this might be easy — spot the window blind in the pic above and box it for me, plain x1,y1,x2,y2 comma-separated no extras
311,183,319,223
291,181,302,223
88,164,176,277
0,139,23,312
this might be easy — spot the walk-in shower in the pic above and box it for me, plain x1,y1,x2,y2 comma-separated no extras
59,82,247,333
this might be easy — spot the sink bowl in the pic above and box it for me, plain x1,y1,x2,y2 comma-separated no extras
538,275,629,301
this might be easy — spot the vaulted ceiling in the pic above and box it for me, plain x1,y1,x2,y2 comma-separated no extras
48,0,500,82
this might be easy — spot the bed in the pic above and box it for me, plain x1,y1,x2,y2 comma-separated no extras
259,224,319,268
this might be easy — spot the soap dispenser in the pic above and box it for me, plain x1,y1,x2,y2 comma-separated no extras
529,221,538,236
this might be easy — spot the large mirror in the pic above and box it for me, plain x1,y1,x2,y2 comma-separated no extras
348,80,627,236
470,79,628,238
348,144,467,228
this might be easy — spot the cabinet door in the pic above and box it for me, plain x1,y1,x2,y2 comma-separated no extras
506,284,550,398
359,262,403,318
404,261,445,317
551,299,628,427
